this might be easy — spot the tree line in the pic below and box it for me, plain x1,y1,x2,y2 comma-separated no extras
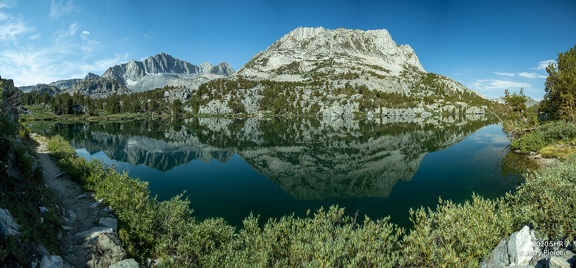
20,86,184,117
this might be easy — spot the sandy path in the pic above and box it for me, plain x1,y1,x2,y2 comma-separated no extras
35,138,103,267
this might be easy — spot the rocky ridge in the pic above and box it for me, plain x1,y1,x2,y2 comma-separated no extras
66,77,132,98
20,53,234,99
101,52,234,92
193,27,494,118
239,27,424,80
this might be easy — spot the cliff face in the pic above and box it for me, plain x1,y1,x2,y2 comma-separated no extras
193,27,493,117
0,77,19,124
239,27,424,79
66,77,132,98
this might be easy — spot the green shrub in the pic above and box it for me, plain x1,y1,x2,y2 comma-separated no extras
507,159,576,241
46,135,76,160
401,194,515,268
510,131,547,153
539,121,576,142
212,206,404,268
510,121,576,153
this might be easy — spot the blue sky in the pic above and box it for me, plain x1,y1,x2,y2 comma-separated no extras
0,0,574,100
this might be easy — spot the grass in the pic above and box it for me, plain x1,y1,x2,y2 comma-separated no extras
539,141,576,159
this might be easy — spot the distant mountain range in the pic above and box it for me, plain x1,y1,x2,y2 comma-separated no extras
20,27,499,117
21,53,235,98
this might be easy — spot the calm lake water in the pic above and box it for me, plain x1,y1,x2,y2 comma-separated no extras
33,116,524,228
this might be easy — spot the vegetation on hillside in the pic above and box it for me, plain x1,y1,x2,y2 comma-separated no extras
188,73,498,116
540,45,576,122
20,85,183,118
21,67,502,119
505,45,576,158
0,80,61,265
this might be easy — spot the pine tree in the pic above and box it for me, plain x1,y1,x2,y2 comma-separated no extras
540,45,576,122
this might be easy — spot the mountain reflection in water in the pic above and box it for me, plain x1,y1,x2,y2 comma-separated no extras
33,115,523,227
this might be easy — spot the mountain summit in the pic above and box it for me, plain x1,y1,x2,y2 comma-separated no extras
238,27,424,80
193,27,492,118
97,53,234,93
102,53,234,86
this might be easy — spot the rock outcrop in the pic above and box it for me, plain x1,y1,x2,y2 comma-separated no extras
481,225,576,268
29,84,61,96
67,77,132,98
239,27,424,79
0,208,21,237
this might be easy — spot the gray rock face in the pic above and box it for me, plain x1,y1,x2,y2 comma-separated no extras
98,217,118,232
480,239,510,267
75,226,115,243
101,53,234,93
21,78,83,93
481,225,542,268
66,77,132,98
198,99,234,115
110,259,140,268
85,233,127,268
192,27,489,117
549,256,571,268
30,84,62,96
84,72,100,80
239,27,424,79
508,226,539,266
102,53,200,84
210,62,235,76
0,208,21,237
40,255,73,268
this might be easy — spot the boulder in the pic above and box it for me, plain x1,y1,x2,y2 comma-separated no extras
548,256,571,268
98,217,118,232
481,226,542,267
75,227,115,243
110,258,140,268
480,239,509,268
198,99,233,114
508,225,539,266
40,255,74,268
0,208,21,237
85,233,127,268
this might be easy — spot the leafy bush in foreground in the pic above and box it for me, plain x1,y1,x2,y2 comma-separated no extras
508,158,576,241
45,135,576,267
401,195,515,267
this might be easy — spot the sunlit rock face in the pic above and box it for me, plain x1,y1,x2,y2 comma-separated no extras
43,116,492,200
101,53,234,93
189,26,490,118
239,27,424,80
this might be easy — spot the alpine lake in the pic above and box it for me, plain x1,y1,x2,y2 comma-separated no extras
30,114,533,229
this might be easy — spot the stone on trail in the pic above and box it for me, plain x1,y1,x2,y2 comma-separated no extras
0,208,21,237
